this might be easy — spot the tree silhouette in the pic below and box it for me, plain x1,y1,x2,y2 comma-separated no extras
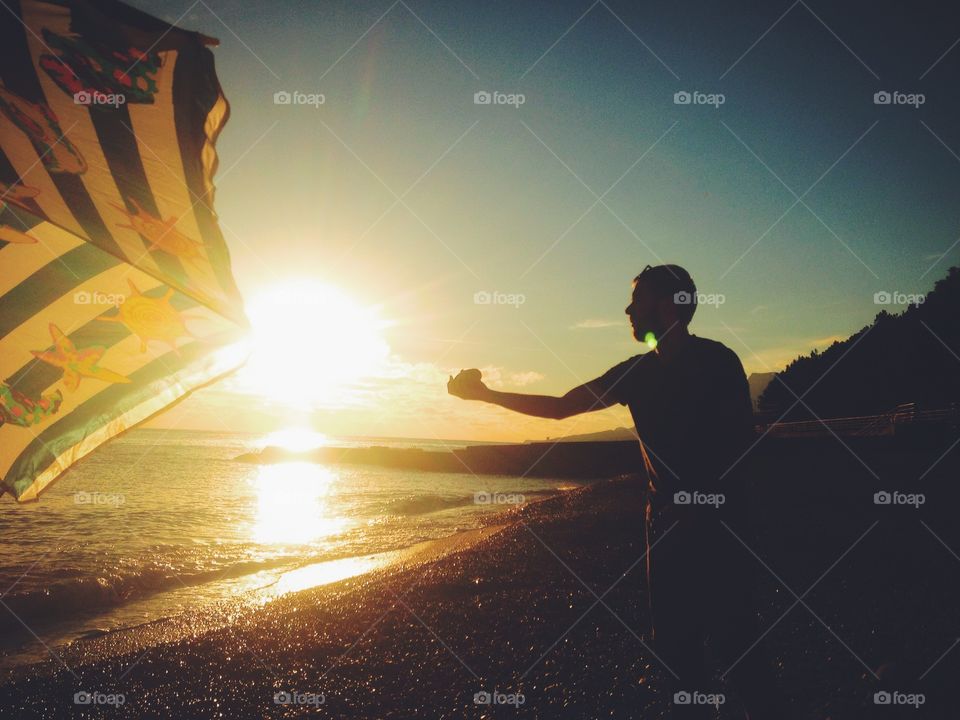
758,267,960,421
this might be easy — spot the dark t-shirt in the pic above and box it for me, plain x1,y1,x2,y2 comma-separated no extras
589,335,755,504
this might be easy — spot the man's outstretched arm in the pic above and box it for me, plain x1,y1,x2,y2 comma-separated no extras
447,368,618,420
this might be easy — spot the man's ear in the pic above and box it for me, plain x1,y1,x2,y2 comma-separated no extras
657,297,677,325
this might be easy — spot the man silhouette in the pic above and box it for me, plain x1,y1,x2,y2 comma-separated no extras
448,264,788,719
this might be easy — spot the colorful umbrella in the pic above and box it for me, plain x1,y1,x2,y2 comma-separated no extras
1,0,249,501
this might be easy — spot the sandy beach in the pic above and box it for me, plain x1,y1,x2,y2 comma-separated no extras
2,446,959,719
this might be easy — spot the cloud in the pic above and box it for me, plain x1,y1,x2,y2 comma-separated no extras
571,318,621,329
157,352,626,442
507,370,545,387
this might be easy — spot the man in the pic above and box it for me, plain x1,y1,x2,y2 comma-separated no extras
448,264,788,719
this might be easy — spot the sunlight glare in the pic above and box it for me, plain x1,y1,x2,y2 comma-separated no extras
251,462,348,545
262,427,329,452
237,279,390,405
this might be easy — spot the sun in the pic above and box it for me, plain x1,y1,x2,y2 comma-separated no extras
236,279,390,405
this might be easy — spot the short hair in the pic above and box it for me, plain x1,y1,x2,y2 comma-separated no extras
633,264,697,325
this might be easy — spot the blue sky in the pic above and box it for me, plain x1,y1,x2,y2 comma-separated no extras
133,0,960,439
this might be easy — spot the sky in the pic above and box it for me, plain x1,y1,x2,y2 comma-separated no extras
131,0,960,441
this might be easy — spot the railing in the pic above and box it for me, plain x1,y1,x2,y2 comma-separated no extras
755,403,960,438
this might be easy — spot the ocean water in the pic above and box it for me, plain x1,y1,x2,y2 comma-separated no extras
0,429,580,667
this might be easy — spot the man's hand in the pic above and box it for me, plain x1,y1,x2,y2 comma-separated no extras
447,368,489,400
448,368,618,418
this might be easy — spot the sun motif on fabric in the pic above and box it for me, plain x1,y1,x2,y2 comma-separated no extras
99,280,193,354
112,198,206,269
30,323,131,391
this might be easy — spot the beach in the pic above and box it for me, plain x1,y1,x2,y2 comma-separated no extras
2,438,959,718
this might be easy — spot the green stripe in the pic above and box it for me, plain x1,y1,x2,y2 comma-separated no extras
0,206,45,251
5,327,246,498
6,288,203,398
0,243,120,339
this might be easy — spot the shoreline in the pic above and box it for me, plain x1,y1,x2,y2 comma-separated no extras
2,454,959,718
0,492,536,678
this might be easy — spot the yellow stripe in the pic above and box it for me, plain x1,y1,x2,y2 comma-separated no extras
0,262,229,383
11,335,247,501
0,113,87,240
0,221,84,296
20,2,166,278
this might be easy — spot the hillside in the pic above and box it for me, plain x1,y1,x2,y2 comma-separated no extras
758,267,960,420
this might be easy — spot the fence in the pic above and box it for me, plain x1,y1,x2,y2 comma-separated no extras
756,402,960,438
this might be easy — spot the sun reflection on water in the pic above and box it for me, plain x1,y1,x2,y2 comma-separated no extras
251,462,349,545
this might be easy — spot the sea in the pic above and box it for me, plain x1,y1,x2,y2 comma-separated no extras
0,428,581,668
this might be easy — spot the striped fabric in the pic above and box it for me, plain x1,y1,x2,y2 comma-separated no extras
1,0,249,501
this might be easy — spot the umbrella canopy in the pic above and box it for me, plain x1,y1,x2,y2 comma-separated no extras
1,0,249,501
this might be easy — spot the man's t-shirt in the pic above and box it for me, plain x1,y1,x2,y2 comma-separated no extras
589,335,755,503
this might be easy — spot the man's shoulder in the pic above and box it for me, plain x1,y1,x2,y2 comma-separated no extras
690,335,736,357
610,351,654,375
689,336,745,370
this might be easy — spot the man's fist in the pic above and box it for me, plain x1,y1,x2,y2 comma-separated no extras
447,368,488,400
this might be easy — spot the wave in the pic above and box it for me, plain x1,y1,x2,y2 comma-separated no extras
385,488,560,516
0,555,302,638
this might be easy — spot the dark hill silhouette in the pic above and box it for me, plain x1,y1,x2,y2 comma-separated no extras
748,372,777,409
758,267,960,420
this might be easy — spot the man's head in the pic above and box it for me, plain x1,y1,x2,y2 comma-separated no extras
625,264,697,344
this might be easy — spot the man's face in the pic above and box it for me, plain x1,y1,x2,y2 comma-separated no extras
625,281,667,342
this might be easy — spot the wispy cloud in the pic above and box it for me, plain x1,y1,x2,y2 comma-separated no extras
571,318,621,329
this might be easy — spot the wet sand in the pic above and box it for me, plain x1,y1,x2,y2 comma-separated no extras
2,459,959,718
